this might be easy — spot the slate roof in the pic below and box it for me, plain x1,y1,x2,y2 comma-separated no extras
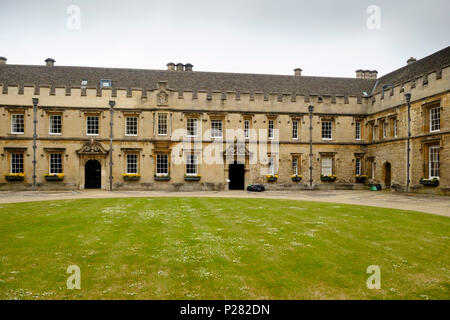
373,46,450,94
0,46,449,98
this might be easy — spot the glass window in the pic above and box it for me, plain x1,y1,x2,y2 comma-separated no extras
244,120,250,139
11,153,24,173
49,114,62,134
126,154,138,174
429,146,440,178
187,118,198,137
322,121,332,140
268,120,274,139
321,156,333,176
186,154,198,175
292,120,298,139
49,153,63,174
100,79,112,88
11,114,24,134
211,120,223,138
430,107,440,132
86,116,99,135
125,116,138,136
158,113,167,135
394,119,398,137
292,157,299,175
383,122,388,138
156,154,169,175
355,121,361,140
355,158,361,175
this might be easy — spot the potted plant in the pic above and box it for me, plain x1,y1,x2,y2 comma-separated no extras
122,173,141,181
44,173,64,181
355,174,368,183
154,174,170,181
420,177,439,187
184,174,201,181
5,173,25,181
266,174,278,182
291,174,302,182
321,174,337,182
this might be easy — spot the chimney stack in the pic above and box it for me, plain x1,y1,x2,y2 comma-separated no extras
45,58,55,67
184,63,193,71
293,68,302,76
407,57,417,65
166,62,175,71
0,56,6,65
176,63,184,71
370,70,378,79
355,69,378,79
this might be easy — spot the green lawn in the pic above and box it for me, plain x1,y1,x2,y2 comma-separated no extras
0,197,448,300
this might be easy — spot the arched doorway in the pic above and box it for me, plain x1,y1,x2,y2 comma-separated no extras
85,160,101,189
384,162,391,189
229,162,245,190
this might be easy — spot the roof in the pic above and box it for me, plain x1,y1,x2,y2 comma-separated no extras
0,46,448,98
373,46,450,94
0,65,375,97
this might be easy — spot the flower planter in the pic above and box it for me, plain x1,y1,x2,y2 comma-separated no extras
5,175,25,182
355,176,367,183
123,175,140,181
291,176,302,182
321,175,337,182
420,179,439,187
45,175,64,181
266,175,278,182
184,176,201,181
154,176,170,181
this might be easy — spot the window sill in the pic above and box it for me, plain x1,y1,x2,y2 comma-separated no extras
11,132,24,135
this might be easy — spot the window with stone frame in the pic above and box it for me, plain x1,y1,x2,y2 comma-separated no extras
49,153,63,174
430,107,440,132
268,119,274,139
11,113,24,134
10,153,24,173
86,115,99,135
382,121,388,138
211,120,223,138
423,102,441,133
355,120,362,140
126,153,138,174
427,145,440,179
355,158,362,175
292,120,299,140
125,116,138,136
392,118,398,137
157,113,168,135
321,156,333,176
321,121,332,140
186,153,198,175
49,114,62,135
156,154,169,176
244,119,250,139
292,156,300,175
186,118,198,137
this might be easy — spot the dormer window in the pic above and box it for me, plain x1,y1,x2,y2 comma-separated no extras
100,79,112,88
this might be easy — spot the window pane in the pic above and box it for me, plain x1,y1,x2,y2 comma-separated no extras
211,120,223,138
187,118,198,137
355,158,361,175
50,153,63,174
292,120,298,139
11,153,24,173
429,146,440,178
186,154,198,175
87,116,99,135
430,107,440,132
126,117,138,135
126,154,138,174
322,121,332,139
244,120,250,139
158,114,168,135
11,114,24,133
321,157,333,176
49,115,62,134
156,154,169,175
268,120,274,139
292,158,298,175
355,122,361,140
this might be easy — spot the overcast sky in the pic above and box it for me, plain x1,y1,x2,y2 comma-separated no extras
0,0,449,77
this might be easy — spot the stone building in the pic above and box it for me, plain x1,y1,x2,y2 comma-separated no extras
0,46,448,194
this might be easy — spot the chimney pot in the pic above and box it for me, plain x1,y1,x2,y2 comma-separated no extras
184,63,193,71
407,57,417,65
176,63,184,71
45,58,55,67
0,56,6,65
293,68,302,76
355,69,364,79
166,62,175,71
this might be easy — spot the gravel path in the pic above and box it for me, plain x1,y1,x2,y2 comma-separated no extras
0,190,449,217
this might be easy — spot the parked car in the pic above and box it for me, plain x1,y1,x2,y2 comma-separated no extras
247,184,265,192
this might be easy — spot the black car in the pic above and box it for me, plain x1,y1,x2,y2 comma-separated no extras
246,184,265,192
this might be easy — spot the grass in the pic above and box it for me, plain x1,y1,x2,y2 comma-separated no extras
0,197,448,300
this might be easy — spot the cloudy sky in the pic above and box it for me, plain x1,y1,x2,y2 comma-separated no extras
0,0,449,77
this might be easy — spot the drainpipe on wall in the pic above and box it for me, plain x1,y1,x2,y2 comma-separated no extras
405,93,411,193
32,98,39,191
109,100,115,191
308,105,314,189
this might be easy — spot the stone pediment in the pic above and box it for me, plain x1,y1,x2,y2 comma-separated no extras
76,138,109,155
